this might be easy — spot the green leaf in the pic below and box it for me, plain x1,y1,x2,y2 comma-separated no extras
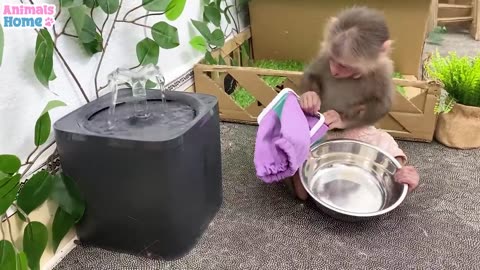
97,0,119,14
15,252,28,270
0,24,4,67
204,51,217,65
34,113,51,147
23,222,48,270
218,55,226,65
0,155,21,174
34,100,66,146
136,38,160,66
0,240,16,270
35,29,55,81
50,173,85,222
49,70,57,81
0,174,20,216
145,80,157,89
191,19,212,40
52,207,76,252
142,0,170,11
60,0,75,7
165,0,186,21
69,6,97,43
151,22,179,49
35,29,54,51
203,0,211,5
33,42,53,88
209,29,225,47
189,36,207,53
204,5,221,27
82,32,103,55
215,0,221,8
17,171,54,217
83,0,99,8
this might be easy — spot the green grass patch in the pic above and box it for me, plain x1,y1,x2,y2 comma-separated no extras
393,72,406,96
231,59,305,108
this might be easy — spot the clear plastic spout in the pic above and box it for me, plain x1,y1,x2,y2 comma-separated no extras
106,64,166,129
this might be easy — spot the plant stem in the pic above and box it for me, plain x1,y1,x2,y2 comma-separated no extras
56,17,73,41
21,141,56,179
55,4,62,20
131,12,165,23
63,33,79,38
97,83,109,93
52,44,90,102
130,64,141,70
101,14,110,34
115,20,153,29
123,3,143,21
25,146,39,164
6,217,17,251
91,7,101,33
226,1,239,33
0,215,5,239
94,0,124,97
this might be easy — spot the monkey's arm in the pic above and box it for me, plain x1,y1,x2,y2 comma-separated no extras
299,60,323,95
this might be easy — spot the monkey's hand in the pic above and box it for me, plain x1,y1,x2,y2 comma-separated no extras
394,166,419,192
299,91,321,115
324,110,347,130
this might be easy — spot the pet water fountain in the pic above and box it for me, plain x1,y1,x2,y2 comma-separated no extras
54,64,223,259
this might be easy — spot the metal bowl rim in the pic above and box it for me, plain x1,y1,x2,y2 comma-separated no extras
300,138,408,217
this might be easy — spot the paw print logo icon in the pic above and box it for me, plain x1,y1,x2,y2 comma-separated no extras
44,17,55,27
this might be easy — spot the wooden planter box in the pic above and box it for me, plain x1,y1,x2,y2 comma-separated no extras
193,28,442,142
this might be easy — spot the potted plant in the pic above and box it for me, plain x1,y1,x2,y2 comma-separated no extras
425,51,480,149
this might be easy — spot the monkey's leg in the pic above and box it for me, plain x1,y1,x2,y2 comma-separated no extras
292,171,308,201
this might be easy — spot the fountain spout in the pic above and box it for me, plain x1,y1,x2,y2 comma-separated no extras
106,64,166,129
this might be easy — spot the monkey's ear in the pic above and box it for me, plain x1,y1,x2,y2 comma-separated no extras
381,40,393,54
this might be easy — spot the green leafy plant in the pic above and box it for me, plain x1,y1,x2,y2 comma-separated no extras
190,0,243,64
0,100,86,270
426,50,480,111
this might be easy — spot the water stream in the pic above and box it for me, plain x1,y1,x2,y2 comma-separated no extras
106,64,167,130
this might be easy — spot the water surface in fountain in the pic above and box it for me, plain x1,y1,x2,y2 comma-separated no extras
81,64,197,140
84,97,196,139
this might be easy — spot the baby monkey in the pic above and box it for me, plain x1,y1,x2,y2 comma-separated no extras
299,6,395,129
290,7,420,201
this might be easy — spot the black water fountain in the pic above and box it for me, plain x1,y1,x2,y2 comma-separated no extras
54,64,223,259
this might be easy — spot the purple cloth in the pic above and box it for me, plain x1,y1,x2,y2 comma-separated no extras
254,93,328,183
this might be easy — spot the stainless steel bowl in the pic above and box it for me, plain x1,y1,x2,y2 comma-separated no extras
300,139,408,222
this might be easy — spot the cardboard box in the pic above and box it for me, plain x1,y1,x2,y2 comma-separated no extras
193,28,442,142
248,0,433,77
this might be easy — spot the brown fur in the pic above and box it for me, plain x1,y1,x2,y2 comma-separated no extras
300,6,395,129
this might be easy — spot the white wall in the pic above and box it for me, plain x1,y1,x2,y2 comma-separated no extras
0,0,247,162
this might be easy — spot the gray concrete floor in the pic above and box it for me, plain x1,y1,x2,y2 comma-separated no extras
424,28,479,57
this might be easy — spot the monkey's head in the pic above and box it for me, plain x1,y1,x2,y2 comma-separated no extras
321,6,392,79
